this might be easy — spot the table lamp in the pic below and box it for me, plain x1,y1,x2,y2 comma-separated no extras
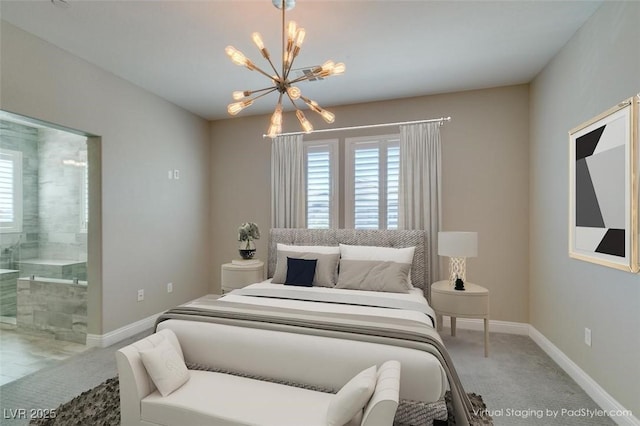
438,231,478,286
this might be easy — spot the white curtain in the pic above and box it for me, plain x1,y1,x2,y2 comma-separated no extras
398,122,442,286
271,134,305,228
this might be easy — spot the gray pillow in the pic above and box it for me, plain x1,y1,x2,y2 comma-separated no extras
336,259,411,293
272,250,340,287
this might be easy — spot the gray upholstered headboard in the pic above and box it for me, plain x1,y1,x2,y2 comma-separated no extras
269,228,430,300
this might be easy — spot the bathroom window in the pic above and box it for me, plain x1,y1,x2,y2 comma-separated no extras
0,148,23,233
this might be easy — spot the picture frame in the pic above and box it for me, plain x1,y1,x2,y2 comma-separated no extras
568,95,638,273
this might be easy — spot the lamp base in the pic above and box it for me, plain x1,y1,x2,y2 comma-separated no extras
448,257,467,286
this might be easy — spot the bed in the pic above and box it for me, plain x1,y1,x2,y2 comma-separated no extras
155,228,476,426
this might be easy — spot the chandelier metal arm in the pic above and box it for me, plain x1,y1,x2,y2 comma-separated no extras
248,86,279,96
285,92,298,109
264,55,282,80
288,74,317,85
250,63,281,81
249,87,279,103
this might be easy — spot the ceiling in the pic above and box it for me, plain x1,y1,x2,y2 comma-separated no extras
0,1,602,121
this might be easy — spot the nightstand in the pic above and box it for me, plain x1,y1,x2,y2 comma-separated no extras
431,280,490,357
221,260,264,294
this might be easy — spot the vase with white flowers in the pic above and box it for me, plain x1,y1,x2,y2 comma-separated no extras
237,222,260,259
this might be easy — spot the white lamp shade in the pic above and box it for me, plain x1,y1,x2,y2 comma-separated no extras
438,232,478,257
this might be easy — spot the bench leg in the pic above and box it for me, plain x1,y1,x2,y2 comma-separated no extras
451,317,456,336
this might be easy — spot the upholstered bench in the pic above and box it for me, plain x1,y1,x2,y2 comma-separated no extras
116,328,401,426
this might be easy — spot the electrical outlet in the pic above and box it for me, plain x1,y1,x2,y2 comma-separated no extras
584,327,592,347
173,169,180,180
137,289,144,302
168,170,173,180
167,282,173,293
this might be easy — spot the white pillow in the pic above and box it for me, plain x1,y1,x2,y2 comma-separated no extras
339,244,414,263
340,244,415,287
139,336,190,397
326,365,377,426
278,243,340,254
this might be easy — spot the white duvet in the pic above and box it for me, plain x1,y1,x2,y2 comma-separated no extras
188,280,436,328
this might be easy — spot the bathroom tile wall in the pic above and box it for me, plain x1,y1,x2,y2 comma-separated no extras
0,270,19,317
17,277,87,344
37,128,87,262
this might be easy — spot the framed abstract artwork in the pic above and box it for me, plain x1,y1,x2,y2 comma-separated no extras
568,96,638,272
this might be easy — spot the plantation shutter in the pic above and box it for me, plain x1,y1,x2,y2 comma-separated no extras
386,144,400,230
306,146,331,228
0,149,22,232
353,146,380,229
347,137,399,229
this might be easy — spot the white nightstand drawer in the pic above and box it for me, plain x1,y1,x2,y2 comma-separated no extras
431,281,489,316
221,261,264,293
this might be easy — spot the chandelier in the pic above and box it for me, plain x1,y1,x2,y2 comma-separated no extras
225,0,345,138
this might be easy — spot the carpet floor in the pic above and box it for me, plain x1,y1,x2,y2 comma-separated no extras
26,377,489,426
0,328,618,425
440,328,617,425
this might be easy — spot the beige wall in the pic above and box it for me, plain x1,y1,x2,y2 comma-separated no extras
0,22,212,334
211,85,530,323
529,1,640,416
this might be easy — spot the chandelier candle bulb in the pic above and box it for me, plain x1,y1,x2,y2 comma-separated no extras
332,62,346,75
225,46,246,66
271,105,283,125
295,28,306,48
296,110,313,133
227,99,253,115
287,21,297,43
251,32,265,50
232,91,246,100
287,86,301,100
320,109,335,123
267,123,279,139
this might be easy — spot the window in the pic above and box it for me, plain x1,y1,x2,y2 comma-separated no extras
345,135,399,229
0,149,23,233
304,139,338,229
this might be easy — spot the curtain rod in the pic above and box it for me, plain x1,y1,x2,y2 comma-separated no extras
262,116,452,138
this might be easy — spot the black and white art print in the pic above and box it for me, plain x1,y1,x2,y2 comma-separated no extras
569,97,638,272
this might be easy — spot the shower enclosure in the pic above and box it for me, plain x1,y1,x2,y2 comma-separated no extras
0,115,89,343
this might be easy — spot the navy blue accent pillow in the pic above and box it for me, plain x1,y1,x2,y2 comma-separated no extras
284,257,317,287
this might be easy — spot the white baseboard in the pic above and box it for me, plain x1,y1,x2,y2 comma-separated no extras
440,316,638,425
86,312,161,348
529,326,639,426
439,316,530,335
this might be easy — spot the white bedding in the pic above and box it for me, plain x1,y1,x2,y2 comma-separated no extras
188,280,436,328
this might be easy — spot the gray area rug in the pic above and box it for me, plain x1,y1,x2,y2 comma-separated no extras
28,376,492,426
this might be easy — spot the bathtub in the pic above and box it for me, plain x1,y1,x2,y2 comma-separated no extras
16,258,87,281
17,276,87,344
